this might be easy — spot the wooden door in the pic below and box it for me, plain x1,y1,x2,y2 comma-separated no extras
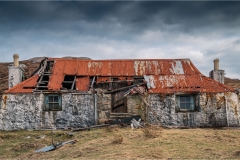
111,91,127,113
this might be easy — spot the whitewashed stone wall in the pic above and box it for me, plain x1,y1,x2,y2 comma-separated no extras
1,91,239,130
0,93,95,130
148,92,240,127
0,93,43,130
8,66,24,88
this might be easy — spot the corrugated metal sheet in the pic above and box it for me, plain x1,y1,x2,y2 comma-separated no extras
48,58,201,76
145,75,234,93
96,77,111,84
76,76,90,91
5,75,39,93
48,74,64,90
4,58,235,93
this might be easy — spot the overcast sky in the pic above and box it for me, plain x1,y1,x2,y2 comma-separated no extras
0,1,240,78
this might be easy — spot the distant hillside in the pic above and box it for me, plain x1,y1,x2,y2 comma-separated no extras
225,77,240,89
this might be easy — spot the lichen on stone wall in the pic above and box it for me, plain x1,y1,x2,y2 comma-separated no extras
97,90,111,123
0,93,95,130
42,93,95,128
148,92,240,127
127,94,146,120
0,93,43,130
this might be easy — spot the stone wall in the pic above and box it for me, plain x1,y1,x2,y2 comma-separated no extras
148,92,240,127
1,91,239,130
0,93,95,130
209,70,225,84
8,66,24,88
43,93,95,129
0,93,43,130
127,95,146,120
97,91,111,123
97,91,148,123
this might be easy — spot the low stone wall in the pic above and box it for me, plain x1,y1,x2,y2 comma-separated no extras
148,92,240,127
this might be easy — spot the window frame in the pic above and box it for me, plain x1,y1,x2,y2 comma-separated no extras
176,94,195,112
44,94,62,111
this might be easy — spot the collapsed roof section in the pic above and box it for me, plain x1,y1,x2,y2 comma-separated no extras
5,58,235,94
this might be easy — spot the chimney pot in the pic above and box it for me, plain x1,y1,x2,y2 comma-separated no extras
213,58,219,70
13,54,19,66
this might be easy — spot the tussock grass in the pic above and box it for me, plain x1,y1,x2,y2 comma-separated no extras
105,126,119,133
112,134,123,144
0,127,240,159
142,126,162,138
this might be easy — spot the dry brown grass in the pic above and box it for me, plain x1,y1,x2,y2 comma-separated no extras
112,134,123,144
143,126,162,138
0,127,240,159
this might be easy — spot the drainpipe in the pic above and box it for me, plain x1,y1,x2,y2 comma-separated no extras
225,95,229,127
94,93,98,125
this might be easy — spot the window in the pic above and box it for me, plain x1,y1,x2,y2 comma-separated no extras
44,94,62,111
176,95,195,112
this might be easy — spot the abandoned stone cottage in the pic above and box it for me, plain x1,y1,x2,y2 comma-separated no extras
0,55,239,130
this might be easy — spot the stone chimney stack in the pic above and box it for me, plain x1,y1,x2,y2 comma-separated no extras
8,54,25,88
209,58,225,84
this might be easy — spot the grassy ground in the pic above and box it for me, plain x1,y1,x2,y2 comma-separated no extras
0,126,240,159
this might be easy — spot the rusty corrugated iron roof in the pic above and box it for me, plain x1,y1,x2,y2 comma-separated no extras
5,75,39,93
48,58,201,76
4,58,235,93
144,75,234,93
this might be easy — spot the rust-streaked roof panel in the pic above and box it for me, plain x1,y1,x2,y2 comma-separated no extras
76,76,90,91
51,59,202,76
146,75,234,93
5,75,39,93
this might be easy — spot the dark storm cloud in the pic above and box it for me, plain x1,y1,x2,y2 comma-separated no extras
0,1,240,78
1,1,240,34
